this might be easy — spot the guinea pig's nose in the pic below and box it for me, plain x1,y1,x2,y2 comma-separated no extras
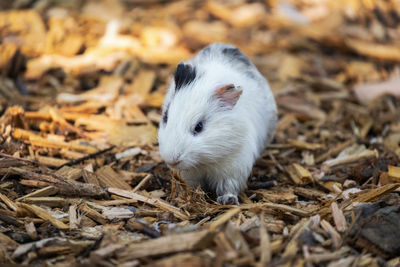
166,160,181,167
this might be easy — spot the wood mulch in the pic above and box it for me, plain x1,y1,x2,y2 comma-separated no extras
0,0,400,266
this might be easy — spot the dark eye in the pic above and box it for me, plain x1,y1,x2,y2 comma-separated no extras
162,107,168,124
193,121,203,135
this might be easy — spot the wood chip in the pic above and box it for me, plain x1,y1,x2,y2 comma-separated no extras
323,148,378,170
286,163,313,185
344,183,400,208
25,222,37,240
96,165,132,190
17,203,69,230
331,202,347,233
0,192,18,211
388,165,400,182
288,139,324,150
117,230,215,260
79,203,108,225
16,186,58,201
209,207,241,231
258,214,271,265
107,187,189,220
320,219,341,248
69,204,79,230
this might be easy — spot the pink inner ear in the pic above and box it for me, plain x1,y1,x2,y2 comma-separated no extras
215,84,243,108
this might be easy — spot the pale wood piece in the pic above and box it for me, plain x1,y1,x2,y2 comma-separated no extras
117,230,214,260
107,187,189,220
18,203,69,230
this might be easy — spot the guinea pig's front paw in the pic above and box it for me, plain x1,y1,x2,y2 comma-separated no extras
217,194,239,205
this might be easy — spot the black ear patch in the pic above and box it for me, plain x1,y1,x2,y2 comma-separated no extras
174,62,196,91
222,47,251,66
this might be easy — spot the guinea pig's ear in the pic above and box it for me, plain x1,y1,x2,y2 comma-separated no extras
215,84,243,109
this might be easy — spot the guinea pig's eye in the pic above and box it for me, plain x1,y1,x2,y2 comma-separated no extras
162,108,168,124
192,121,204,135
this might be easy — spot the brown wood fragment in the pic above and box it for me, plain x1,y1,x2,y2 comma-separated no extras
0,232,19,249
388,165,400,181
318,181,342,193
206,1,266,28
252,239,284,258
254,189,297,204
35,155,69,167
107,187,188,220
22,197,68,207
132,174,152,192
19,179,48,188
215,231,237,259
320,219,341,248
331,202,347,233
294,187,326,200
305,247,350,263
125,218,160,238
117,230,214,260
54,166,82,181
92,199,138,206
277,95,327,121
152,253,212,267
90,244,124,261
0,192,18,211
280,219,308,262
285,163,313,185
288,139,324,150
11,128,98,153
16,186,58,201
0,157,27,168
344,183,400,208
83,169,101,186
96,165,132,190
48,107,87,138
0,209,23,227
38,246,71,257
25,222,37,240
17,203,69,230
345,38,400,63
241,203,310,217
225,221,253,262
322,149,378,170
125,69,156,100
315,139,355,163
79,203,108,225
56,145,115,170
209,207,241,231
12,167,107,198
69,204,79,230
258,214,271,265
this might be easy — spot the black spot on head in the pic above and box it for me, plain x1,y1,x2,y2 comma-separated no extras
222,47,251,66
174,62,196,91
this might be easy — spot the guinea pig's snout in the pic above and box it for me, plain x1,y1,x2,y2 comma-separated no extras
165,159,181,167
164,153,182,168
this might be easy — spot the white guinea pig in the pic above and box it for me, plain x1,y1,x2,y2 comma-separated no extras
158,43,277,204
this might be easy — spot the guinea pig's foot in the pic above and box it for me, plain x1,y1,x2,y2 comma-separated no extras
217,194,239,205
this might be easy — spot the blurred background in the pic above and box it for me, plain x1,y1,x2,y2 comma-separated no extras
1,0,400,154
1,0,400,143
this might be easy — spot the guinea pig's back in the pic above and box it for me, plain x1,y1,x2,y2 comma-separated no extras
192,43,277,151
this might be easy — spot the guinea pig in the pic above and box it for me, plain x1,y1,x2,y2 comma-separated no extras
158,43,277,205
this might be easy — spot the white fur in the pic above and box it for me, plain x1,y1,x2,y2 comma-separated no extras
158,43,277,204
